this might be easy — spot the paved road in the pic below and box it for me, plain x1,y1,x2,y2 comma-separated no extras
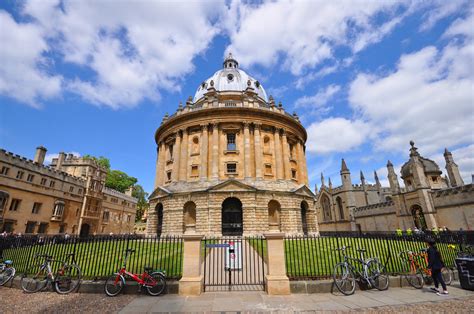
1,282,472,313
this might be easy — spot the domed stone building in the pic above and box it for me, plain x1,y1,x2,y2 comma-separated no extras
146,54,318,236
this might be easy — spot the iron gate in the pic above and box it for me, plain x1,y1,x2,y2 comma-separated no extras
202,236,266,291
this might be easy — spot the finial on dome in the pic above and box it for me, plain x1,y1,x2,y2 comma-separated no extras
223,52,239,69
409,140,419,157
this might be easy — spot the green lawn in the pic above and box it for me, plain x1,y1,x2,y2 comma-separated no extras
284,236,459,279
3,238,183,279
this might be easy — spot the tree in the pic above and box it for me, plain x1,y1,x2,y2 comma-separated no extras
132,185,149,222
83,155,111,170
105,170,137,193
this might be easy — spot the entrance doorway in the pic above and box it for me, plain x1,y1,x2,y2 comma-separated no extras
411,205,427,230
301,201,308,235
79,223,90,237
222,197,243,236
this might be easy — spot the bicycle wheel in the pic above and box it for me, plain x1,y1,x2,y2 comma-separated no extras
0,267,15,286
145,272,166,296
104,274,125,297
54,264,81,294
441,267,453,285
20,265,48,293
367,260,389,291
404,268,424,289
333,263,356,295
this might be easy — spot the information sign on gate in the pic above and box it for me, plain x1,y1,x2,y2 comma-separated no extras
225,240,242,270
205,243,230,248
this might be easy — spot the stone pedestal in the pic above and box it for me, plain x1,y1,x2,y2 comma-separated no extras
179,234,203,296
264,232,290,295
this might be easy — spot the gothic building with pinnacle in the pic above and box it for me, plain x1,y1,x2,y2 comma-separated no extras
146,54,317,236
317,141,474,232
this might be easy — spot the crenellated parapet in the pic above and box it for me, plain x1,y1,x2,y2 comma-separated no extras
432,184,474,209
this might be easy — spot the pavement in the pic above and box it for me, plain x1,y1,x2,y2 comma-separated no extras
119,282,474,313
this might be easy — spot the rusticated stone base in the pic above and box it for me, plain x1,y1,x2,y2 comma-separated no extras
179,276,203,296
265,275,291,295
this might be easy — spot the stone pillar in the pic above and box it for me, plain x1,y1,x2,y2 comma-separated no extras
264,232,290,295
156,141,166,186
281,130,291,180
296,140,304,184
211,123,219,180
274,128,284,180
200,124,209,180
243,122,251,178
179,234,204,295
172,131,182,182
179,128,188,181
254,123,263,179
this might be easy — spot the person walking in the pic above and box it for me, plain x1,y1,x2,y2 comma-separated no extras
426,239,448,295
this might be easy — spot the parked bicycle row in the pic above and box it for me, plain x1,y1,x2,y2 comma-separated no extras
332,240,460,295
0,249,167,297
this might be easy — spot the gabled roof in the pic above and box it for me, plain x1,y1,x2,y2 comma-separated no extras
207,179,258,192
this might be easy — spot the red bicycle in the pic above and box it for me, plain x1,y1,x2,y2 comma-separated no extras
104,249,166,296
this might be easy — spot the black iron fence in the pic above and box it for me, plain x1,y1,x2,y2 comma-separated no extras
0,234,183,280
285,231,473,280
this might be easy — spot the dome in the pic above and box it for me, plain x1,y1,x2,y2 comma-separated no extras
193,53,268,102
401,157,442,179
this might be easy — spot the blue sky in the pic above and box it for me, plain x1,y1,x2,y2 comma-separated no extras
1,0,473,194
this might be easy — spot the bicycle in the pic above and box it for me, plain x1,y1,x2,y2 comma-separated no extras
0,255,16,286
20,253,81,294
332,245,389,295
104,249,166,297
399,249,453,289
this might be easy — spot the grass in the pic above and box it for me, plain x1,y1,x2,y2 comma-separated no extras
284,236,460,279
3,238,183,279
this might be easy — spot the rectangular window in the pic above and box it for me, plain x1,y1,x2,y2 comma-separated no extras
291,169,297,179
16,171,24,180
49,181,55,188
40,178,47,185
78,188,83,194
32,202,42,214
265,164,272,175
102,211,110,222
127,215,131,222
191,165,199,177
52,202,65,217
0,196,7,211
9,199,21,211
0,166,9,175
25,221,36,234
166,171,172,181
69,186,74,193
226,163,237,174
3,221,14,233
227,133,236,150
59,224,66,233
27,174,35,182
38,223,48,234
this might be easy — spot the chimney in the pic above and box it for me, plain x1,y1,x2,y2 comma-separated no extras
34,146,47,165
56,152,66,170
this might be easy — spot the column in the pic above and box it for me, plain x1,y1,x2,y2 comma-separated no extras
211,122,219,180
296,140,307,184
179,234,204,295
156,141,166,186
179,128,188,181
172,131,181,182
264,232,290,295
281,130,291,179
243,122,251,178
200,124,209,180
254,123,263,179
274,128,284,180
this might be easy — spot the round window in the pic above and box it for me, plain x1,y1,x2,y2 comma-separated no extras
227,73,234,81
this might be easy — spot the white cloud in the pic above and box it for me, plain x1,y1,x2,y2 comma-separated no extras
0,11,62,107
430,144,474,184
224,1,411,75
45,151,80,165
295,85,340,109
306,118,370,154
348,14,474,156
0,0,223,108
419,0,469,31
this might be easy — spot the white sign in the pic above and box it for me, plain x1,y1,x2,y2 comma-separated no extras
225,240,242,270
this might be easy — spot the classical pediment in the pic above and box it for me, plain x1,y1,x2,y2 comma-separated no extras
207,179,257,192
292,185,316,198
148,186,172,199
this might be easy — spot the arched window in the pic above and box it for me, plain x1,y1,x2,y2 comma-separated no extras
336,197,344,220
411,205,427,230
183,201,197,233
192,136,199,154
263,136,271,154
321,194,332,221
268,200,281,231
